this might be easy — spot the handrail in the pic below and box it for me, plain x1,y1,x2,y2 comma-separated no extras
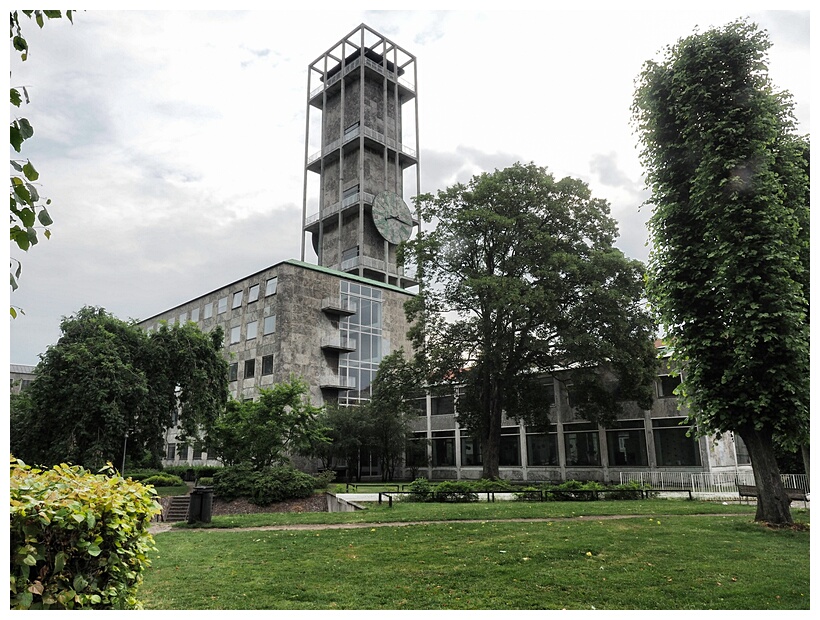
310,55,415,100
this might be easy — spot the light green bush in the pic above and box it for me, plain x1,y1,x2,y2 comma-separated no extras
9,457,161,609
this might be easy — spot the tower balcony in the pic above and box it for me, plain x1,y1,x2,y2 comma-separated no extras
333,255,419,288
306,124,417,174
319,374,357,391
309,53,415,109
304,191,376,232
321,335,357,353
321,295,358,316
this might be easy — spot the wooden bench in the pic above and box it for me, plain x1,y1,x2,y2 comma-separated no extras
737,484,809,507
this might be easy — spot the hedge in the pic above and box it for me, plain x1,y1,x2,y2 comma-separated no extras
9,457,161,609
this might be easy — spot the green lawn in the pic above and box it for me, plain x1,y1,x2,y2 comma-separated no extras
139,501,809,610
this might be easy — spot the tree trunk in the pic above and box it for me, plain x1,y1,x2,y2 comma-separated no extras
481,392,503,480
737,425,792,525
800,444,809,484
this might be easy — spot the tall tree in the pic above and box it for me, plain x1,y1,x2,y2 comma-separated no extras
405,162,657,479
208,377,328,470
364,350,421,481
632,20,809,525
11,306,228,469
9,10,73,313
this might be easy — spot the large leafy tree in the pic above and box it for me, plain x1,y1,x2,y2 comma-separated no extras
405,162,657,479
363,350,421,481
9,10,73,313
10,306,228,469
208,377,328,470
632,20,809,525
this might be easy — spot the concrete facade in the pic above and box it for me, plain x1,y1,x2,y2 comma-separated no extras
10,363,36,395
137,259,414,467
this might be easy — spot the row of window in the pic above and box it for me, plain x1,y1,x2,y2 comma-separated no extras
229,354,275,382
228,315,276,344
158,276,278,329
409,375,682,418
410,419,702,468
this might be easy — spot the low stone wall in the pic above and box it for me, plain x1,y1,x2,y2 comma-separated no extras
326,493,365,512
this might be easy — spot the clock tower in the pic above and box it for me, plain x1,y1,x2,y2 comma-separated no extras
301,24,419,289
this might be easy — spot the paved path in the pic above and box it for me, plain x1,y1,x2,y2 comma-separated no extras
148,511,755,536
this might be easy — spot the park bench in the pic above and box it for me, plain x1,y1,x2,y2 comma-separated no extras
737,484,809,508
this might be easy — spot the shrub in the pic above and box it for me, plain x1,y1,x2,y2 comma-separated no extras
9,457,161,610
313,469,336,489
471,478,515,492
213,464,316,505
406,478,434,502
433,481,478,502
141,474,185,488
196,476,214,487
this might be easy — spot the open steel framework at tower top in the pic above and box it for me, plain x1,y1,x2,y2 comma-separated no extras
301,24,420,290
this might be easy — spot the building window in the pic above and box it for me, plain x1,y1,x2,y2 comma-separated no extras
431,394,455,416
177,443,189,461
246,320,258,340
248,284,260,303
658,375,681,398
192,442,204,461
500,428,521,466
343,184,359,200
605,420,648,466
229,362,238,382
218,296,228,314
341,246,359,263
432,431,455,466
564,422,600,466
408,394,427,417
733,433,751,465
232,290,243,309
266,277,278,296
244,359,255,379
653,417,701,466
263,315,276,335
460,434,482,466
166,443,176,460
230,325,241,344
190,307,199,322
203,303,213,319
262,355,273,376
526,430,559,466
179,311,187,323
406,432,428,468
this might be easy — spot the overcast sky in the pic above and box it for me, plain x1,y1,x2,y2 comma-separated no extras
6,8,811,366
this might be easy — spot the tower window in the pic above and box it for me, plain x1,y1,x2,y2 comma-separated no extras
263,315,276,335
246,320,258,340
262,355,274,376
266,277,278,296
230,325,241,344
232,290,243,309
244,359,255,379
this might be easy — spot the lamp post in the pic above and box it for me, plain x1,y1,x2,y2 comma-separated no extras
121,430,129,475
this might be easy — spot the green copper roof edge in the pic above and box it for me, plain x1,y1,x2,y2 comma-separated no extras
284,259,416,296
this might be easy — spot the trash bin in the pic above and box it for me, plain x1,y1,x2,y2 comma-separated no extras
187,488,203,524
187,486,213,524
199,486,213,524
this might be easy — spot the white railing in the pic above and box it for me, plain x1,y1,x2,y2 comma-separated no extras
321,296,357,314
619,471,810,497
320,374,357,389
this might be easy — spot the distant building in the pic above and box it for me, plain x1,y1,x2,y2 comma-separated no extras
10,363,36,395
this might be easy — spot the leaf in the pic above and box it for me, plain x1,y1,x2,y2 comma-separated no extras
10,88,22,107
10,305,18,316
19,206,35,227
38,208,53,226
23,161,39,181
13,35,28,54
54,551,66,573
26,183,39,203
10,124,23,152
10,160,23,172
18,118,34,140
86,543,102,557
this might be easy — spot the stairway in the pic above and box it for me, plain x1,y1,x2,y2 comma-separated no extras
164,495,190,522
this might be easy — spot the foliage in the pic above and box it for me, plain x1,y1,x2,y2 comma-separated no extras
315,401,372,482
361,350,422,481
208,377,328,469
140,474,185,488
632,19,809,525
9,457,161,610
313,469,336,489
160,464,222,482
9,10,73,310
405,162,657,478
212,463,316,505
10,306,228,470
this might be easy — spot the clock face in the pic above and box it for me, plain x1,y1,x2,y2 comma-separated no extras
372,191,413,244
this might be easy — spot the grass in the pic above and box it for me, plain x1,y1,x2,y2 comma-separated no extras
139,500,809,610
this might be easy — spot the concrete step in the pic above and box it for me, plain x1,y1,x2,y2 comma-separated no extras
164,495,190,522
